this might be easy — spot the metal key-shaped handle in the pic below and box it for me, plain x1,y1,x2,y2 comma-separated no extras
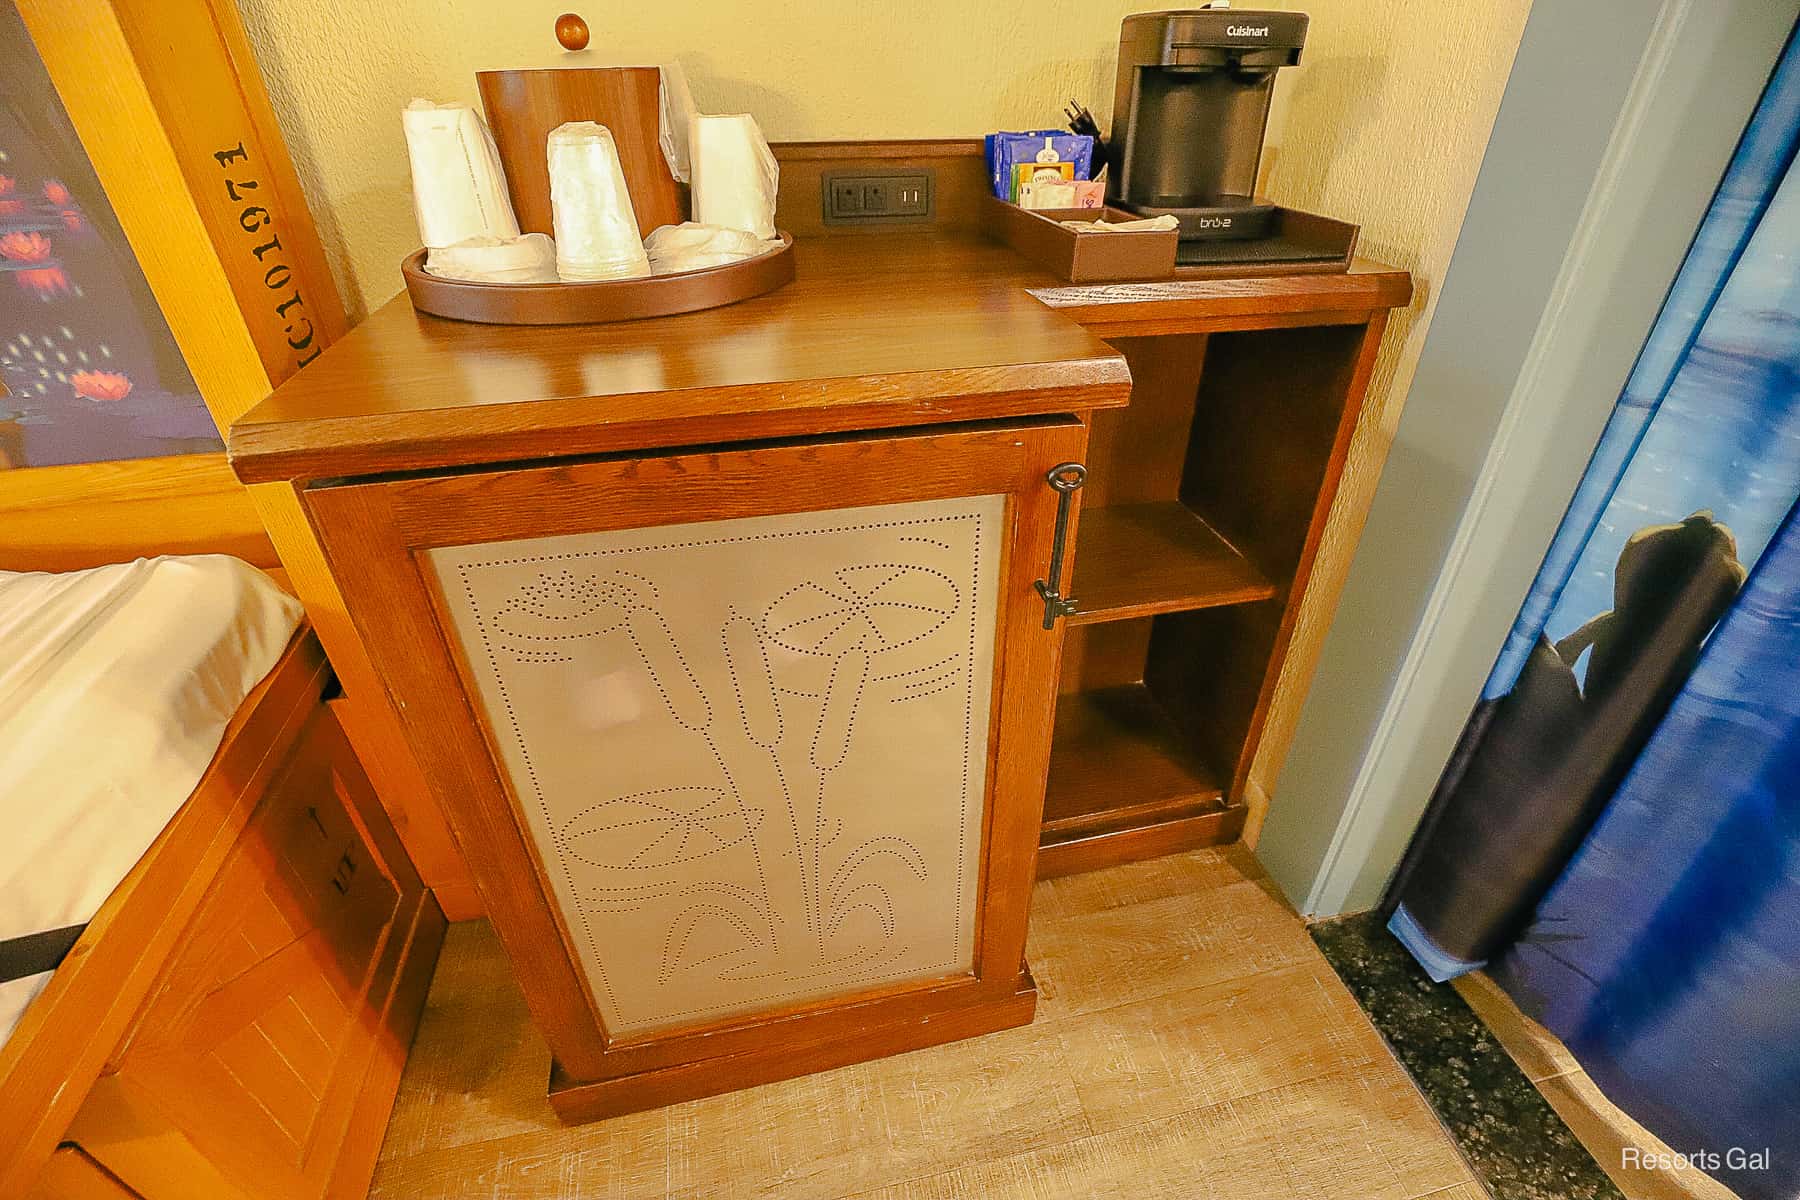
1033,462,1086,629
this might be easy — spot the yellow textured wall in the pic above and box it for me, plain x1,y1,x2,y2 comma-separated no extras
1208,0,1532,805
236,0,1528,336
1252,0,1533,467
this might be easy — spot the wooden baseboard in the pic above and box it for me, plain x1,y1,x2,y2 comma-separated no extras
546,969,1038,1123
1036,805,1249,879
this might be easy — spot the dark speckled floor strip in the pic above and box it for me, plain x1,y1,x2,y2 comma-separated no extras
1310,912,1624,1200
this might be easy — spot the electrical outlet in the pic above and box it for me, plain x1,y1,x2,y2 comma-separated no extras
830,179,863,216
822,169,934,224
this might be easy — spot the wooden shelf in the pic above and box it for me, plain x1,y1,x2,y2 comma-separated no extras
1043,684,1225,830
1040,685,1246,877
1068,502,1275,626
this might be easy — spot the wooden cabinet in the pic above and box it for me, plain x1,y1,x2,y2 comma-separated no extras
301,419,1091,1118
225,210,1408,1120
227,222,1132,1122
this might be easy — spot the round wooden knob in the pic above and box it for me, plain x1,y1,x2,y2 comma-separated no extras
554,12,590,52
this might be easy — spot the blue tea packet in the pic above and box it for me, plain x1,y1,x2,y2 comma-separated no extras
986,131,1095,199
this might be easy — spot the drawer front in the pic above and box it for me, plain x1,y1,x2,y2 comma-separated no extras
76,706,408,1199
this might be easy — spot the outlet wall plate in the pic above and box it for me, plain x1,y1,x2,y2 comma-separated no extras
821,168,936,226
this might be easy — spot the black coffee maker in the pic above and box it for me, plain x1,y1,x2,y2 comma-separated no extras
1106,9,1307,245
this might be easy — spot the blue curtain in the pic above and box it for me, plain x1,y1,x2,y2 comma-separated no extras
1386,24,1800,1199
1495,502,1800,1200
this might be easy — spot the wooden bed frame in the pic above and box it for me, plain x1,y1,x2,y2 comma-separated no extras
0,528,446,1200
0,466,446,1198
0,455,275,575
0,458,448,1198
0,15,452,1189
0,615,445,1198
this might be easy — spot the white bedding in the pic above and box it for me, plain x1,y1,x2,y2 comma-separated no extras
0,555,304,1044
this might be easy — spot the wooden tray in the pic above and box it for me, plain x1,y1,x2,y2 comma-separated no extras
402,234,795,325
982,195,1359,283
981,198,1176,283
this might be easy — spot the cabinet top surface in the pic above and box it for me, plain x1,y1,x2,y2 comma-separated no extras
227,231,1408,483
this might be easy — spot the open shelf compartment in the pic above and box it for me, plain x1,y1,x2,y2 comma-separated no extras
1040,322,1377,876
1044,684,1228,833
1039,683,1246,879
1069,501,1275,625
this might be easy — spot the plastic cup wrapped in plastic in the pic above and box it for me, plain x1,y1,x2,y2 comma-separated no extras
425,233,559,284
547,122,652,282
690,113,779,240
643,222,773,274
403,100,521,249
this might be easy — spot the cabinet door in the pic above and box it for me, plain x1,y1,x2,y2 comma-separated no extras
304,419,1086,1084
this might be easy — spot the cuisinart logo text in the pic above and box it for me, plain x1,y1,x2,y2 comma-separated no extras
1227,24,1270,36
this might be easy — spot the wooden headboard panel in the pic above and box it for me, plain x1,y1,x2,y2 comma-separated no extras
0,453,276,574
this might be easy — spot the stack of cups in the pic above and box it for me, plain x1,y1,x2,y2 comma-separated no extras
690,114,779,241
547,121,652,281
402,100,520,249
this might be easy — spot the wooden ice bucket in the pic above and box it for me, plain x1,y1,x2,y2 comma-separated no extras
476,65,686,238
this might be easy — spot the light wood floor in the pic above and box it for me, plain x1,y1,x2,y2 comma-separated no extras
372,846,1482,1199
